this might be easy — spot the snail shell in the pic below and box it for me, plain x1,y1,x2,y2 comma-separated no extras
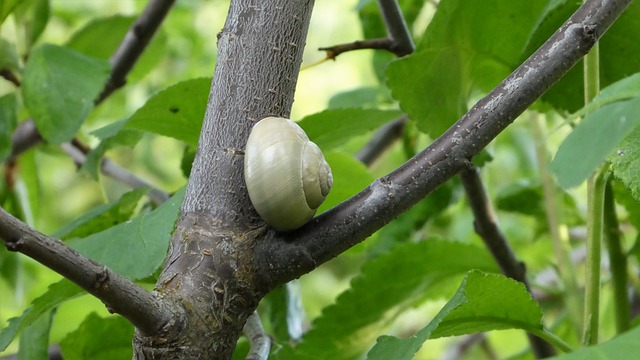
244,117,333,231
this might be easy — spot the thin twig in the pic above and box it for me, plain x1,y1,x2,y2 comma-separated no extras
60,143,169,206
356,116,408,166
459,166,556,357
0,207,176,336
0,69,21,86
243,311,271,360
319,0,414,59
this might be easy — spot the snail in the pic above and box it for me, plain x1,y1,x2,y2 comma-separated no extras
244,117,333,231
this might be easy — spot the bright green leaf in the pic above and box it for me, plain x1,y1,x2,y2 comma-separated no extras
14,0,49,47
0,280,84,351
369,271,546,359
60,313,134,360
83,120,143,178
274,241,499,360
17,309,54,360
125,78,210,146
0,93,18,161
608,127,640,201
388,0,548,137
22,44,111,144
0,0,25,24
67,187,183,280
539,1,640,113
53,189,147,240
327,87,393,109
298,108,403,151
550,97,640,189
317,151,374,213
0,38,20,73
546,326,640,360
573,73,640,119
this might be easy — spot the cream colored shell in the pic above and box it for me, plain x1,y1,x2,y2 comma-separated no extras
244,117,333,231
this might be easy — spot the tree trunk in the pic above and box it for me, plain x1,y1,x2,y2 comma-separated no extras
132,1,314,358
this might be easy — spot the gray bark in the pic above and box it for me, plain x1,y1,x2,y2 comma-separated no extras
132,1,314,358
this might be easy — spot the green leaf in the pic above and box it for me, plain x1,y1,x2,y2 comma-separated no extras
317,151,374,213
17,309,54,360
125,78,210,146
22,44,111,144
608,127,640,201
83,120,143,178
298,108,403,151
0,280,84,351
14,0,49,47
573,73,640,119
66,15,166,81
327,87,393,109
60,313,134,360
0,37,20,73
0,0,25,24
274,241,499,360
367,287,466,360
53,189,147,240
368,271,546,359
67,187,184,280
546,326,640,360
0,93,18,161
387,0,549,137
550,97,640,189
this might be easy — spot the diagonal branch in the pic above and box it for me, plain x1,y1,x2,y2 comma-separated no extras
0,207,175,336
257,0,632,287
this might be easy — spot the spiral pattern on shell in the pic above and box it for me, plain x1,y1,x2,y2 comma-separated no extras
244,117,333,231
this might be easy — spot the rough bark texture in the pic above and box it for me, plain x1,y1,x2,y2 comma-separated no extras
132,1,314,358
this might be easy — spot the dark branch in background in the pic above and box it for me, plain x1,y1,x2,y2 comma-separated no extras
97,0,176,103
0,69,21,87
356,116,408,166
603,181,630,332
60,142,169,206
459,166,556,357
319,0,414,59
258,0,631,288
0,207,175,336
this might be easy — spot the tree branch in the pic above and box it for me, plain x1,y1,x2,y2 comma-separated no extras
0,207,176,336
242,311,271,360
355,115,408,166
459,166,556,357
97,0,176,102
61,141,169,206
319,0,414,59
257,0,632,288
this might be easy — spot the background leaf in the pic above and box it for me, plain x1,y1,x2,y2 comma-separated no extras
125,78,210,146
608,127,640,201
67,187,183,280
546,325,640,360
273,241,500,360
0,94,18,162
66,15,166,81
550,97,640,189
298,108,403,151
22,44,110,144
60,313,134,360
368,271,546,359
16,309,54,360
317,151,374,213
387,0,549,137
0,281,83,351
